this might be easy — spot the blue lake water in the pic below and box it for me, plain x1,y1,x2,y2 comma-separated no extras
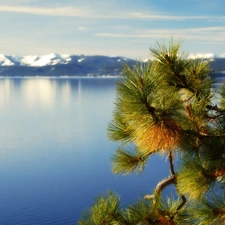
0,77,178,224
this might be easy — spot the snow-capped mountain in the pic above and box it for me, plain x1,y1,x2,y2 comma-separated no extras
188,53,216,59
0,53,224,76
187,53,225,59
0,54,136,76
143,53,225,62
0,53,224,67
0,53,71,67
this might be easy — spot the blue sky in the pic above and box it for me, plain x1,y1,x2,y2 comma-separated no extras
0,0,224,59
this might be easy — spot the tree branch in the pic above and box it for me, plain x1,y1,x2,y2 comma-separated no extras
144,175,176,200
206,105,225,113
168,152,187,214
144,152,176,200
155,175,176,194
176,195,187,212
169,151,175,175
144,151,187,217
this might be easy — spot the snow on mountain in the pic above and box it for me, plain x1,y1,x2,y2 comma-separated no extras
0,54,71,67
21,53,71,66
188,53,216,59
78,57,85,63
0,53,225,67
0,54,16,66
143,53,225,61
20,55,39,66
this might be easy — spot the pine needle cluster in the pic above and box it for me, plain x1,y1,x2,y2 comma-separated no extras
78,39,225,224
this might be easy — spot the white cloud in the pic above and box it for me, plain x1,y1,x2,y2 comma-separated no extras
0,5,94,17
78,26,86,31
0,5,224,22
96,26,225,42
126,12,212,20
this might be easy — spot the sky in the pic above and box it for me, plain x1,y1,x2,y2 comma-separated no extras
0,0,225,60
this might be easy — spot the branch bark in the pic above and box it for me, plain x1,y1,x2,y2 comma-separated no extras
176,195,187,212
169,151,175,175
144,152,176,200
144,175,176,200
145,151,187,216
169,151,187,213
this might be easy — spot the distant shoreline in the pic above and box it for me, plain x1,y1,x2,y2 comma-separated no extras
0,75,121,79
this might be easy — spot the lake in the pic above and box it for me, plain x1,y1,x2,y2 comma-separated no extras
0,77,177,224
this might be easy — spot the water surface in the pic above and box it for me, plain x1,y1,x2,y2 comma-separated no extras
0,77,170,225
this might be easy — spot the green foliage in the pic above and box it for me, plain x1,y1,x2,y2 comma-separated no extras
111,146,149,174
79,191,190,225
188,194,225,225
78,39,225,224
219,82,225,108
78,191,124,225
177,155,216,200
107,62,156,143
124,198,155,224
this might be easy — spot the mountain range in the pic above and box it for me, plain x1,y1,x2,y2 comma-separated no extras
0,53,224,76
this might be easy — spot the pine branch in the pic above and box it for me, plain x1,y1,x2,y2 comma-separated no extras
111,146,149,174
190,194,225,225
169,151,187,214
144,175,176,200
144,152,188,220
175,195,187,214
155,175,176,194
144,152,176,201
177,156,217,200
140,96,158,123
206,104,225,113
78,191,125,225
168,151,176,175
